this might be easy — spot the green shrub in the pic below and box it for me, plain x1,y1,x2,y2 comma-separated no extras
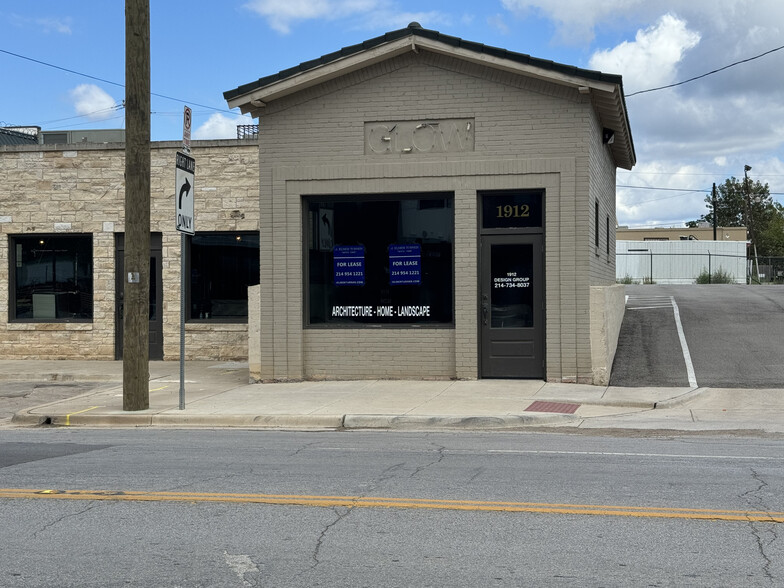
695,268,735,284
617,275,638,285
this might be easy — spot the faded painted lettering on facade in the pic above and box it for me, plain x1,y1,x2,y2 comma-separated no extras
364,119,475,155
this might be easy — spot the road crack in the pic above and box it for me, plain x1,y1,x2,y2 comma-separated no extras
409,443,446,478
740,468,778,583
310,506,354,570
32,502,99,539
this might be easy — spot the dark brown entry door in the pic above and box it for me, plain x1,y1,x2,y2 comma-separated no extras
480,234,544,378
115,233,163,360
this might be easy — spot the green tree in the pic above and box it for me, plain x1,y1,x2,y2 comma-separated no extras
758,202,784,256
689,176,784,256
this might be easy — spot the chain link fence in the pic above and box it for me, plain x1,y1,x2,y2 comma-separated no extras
752,256,784,284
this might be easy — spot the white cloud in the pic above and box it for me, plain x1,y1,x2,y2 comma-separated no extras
589,14,700,90
37,17,73,34
500,0,783,47
359,10,451,31
9,14,73,34
616,162,712,227
501,0,645,44
487,14,510,35
193,113,256,140
245,0,378,33
69,85,117,120
244,0,450,33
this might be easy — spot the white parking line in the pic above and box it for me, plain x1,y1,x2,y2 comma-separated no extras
625,295,699,387
670,296,698,388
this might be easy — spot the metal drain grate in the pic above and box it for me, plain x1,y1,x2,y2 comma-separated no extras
525,401,580,414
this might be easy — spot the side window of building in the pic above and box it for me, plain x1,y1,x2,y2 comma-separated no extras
188,232,260,321
10,234,93,321
305,194,454,326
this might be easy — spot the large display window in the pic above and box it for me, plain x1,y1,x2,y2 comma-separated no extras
188,232,259,321
10,234,93,321
305,194,454,326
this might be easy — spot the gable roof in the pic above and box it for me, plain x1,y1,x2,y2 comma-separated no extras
224,23,635,169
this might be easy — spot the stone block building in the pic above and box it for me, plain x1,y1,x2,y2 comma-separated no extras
0,139,259,361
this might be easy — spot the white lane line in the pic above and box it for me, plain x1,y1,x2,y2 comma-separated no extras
670,296,698,388
486,450,784,460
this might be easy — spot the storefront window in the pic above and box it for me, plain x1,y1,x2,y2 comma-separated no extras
306,194,454,326
10,234,93,321
189,232,259,320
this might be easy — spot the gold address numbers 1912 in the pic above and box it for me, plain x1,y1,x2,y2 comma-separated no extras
496,204,530,218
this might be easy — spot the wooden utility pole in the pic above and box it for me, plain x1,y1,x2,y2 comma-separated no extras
712,183,718,241
123,0,151,411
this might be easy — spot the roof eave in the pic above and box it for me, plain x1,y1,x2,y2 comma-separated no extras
225,27,636,169
227,34,618,113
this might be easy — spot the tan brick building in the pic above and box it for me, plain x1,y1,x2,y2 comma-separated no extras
226,24,635,384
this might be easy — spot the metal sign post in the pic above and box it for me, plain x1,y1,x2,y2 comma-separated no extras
175,123,195,410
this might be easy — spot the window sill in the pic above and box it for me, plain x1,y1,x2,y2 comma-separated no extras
185,321,248,331
8,321,93,331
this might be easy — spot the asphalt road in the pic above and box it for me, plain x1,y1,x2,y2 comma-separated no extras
1,429,782,586
611,285,784,388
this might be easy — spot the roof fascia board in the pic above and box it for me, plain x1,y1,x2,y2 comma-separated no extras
227,34,619,112
411,36,618,94
226,37,415,111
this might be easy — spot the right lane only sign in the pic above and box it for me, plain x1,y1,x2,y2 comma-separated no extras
175,151,195,235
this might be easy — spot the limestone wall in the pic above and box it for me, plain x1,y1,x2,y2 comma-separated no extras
0,139,259,361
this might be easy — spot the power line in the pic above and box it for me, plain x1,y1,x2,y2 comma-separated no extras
625,43,784,97
617,184,707,193
0,48,237,114
618,184,784,196
621,170,784,177
37,104,125,125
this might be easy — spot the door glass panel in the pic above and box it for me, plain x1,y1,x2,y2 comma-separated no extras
490,243,533,328
149,257,157,320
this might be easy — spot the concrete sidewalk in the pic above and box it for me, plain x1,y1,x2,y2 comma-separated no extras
2,360,783,434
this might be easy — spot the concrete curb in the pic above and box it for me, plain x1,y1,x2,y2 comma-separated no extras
0,373,121,383
11,411,577,430
10,411,346,429
653,387,706,409
342,413,578,430
534,396,655,409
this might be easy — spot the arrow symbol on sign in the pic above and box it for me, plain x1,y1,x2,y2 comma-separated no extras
179,177,191,208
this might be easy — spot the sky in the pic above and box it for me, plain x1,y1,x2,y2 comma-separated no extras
2,0,783,229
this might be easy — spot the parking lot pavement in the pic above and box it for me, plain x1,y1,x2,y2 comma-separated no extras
611,285,784,389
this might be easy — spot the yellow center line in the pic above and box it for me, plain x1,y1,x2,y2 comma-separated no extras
0,488,782,523
65,406,100,426
149,385,169,392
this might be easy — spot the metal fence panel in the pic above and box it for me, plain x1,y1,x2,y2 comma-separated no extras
616,240,747,284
